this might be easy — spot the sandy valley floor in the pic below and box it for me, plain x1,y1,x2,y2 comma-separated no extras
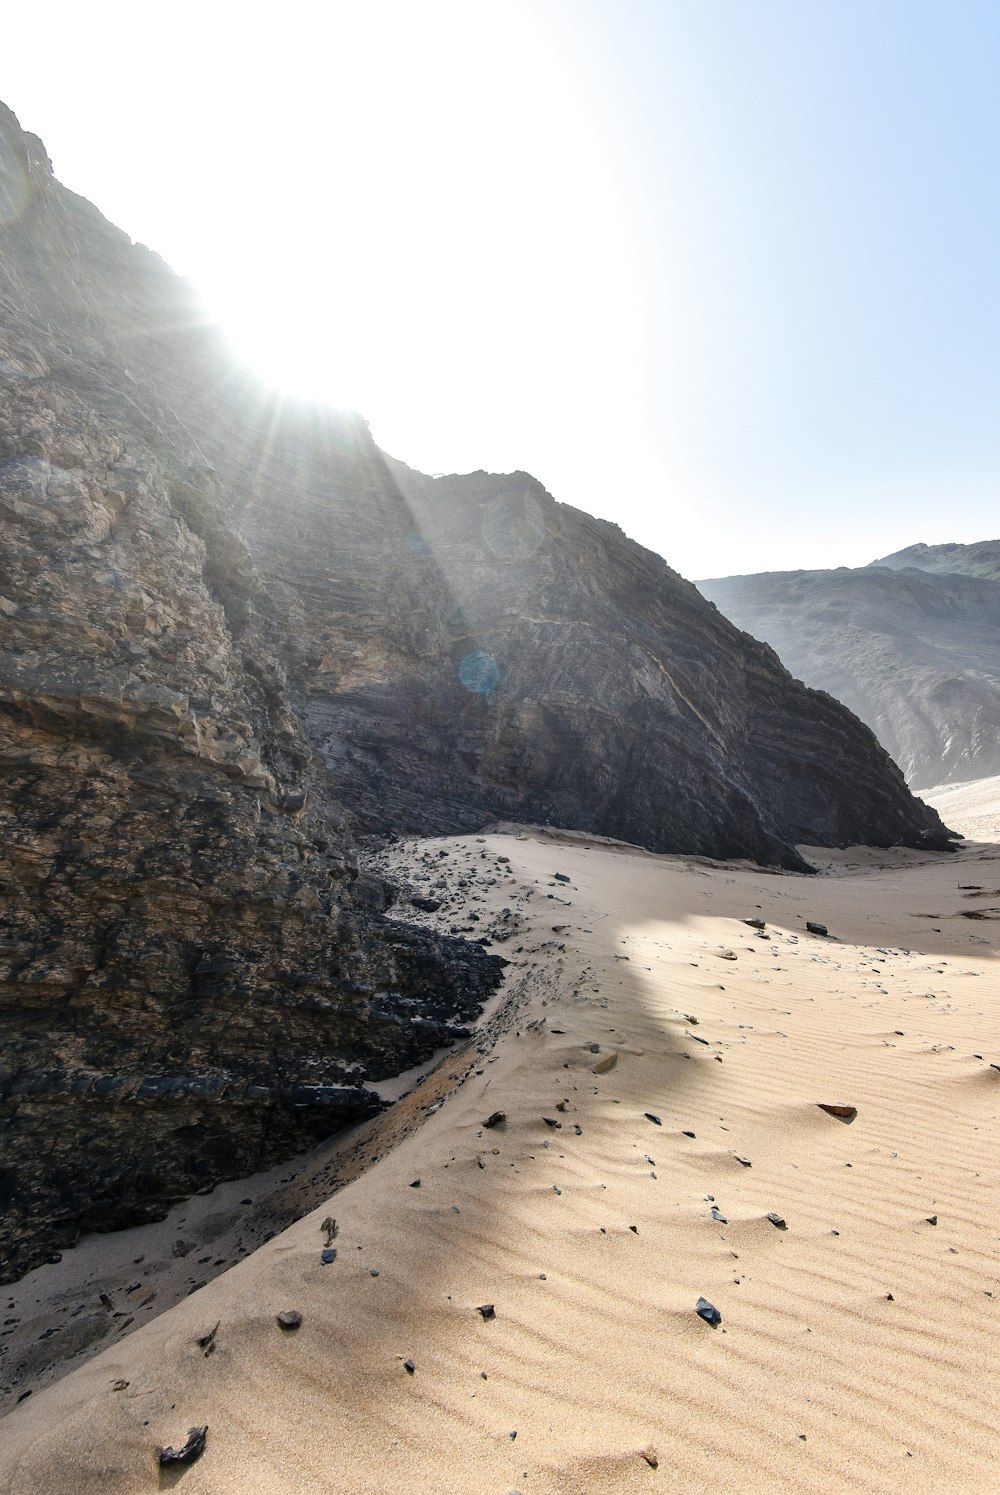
0,783,997,1493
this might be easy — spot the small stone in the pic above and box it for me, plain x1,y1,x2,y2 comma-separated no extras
640,1445,659,1468
370,1268,380,1277
806,922,829,936
574,1125,583,1135
735,1156,752,1167
321,1216,338,1245
817,1103,857,1120
410,1178,421,1187
483,1111,506,1128
111,1378,129,1391
477,1303,496,1320
743,918,766,930
542,1117,561,1128
710,1207,728,1223
554,873,570,883
644,1112,662,1126
926,1214,938,1226
321,1248,337,1264
159,1426,208,1467
766,1212,787,1230
404,1359,415,1374
277,1311,303,1330
695,1296,721,1326
682,1129,696,1138
720,950,737,960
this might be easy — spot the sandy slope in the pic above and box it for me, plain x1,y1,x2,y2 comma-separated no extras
1,822,997,1494
923,774,1000,843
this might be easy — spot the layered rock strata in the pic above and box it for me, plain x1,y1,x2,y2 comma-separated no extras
699,563,1000,788
0,102,953,1280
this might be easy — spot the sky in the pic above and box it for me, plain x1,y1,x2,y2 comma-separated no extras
3,0,999,580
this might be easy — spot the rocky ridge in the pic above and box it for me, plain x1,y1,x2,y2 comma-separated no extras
699,562,1000,788
0,102,953,1282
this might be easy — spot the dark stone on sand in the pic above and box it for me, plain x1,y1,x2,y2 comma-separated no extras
543,1117,561,1129
477,1304,496,1320
410,1178,421,1187
554,873,571,883
817,1103,857,1120
806,921,829,936
695,1297,721,1326
645,1112,662,1125
404,1359,415,1373
710,1207,728,1223
743,918,766,930
277,1311,303,1330
766,1212,787,1230
682,1130,696,1138
926,1215,938,1226
410,896,442,912
321,1248,337,1264
159,1426,208,1467
483,1112,506,1128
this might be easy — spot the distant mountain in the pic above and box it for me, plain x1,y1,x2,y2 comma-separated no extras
699,560,1000,789
869,539,1000,581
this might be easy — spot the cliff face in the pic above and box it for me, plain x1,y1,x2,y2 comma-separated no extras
0,102,954,1280
699,565,1000,789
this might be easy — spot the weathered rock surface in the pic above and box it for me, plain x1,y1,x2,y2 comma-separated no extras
870,539,1000,583
0,101,953,1279
699,561,1000,788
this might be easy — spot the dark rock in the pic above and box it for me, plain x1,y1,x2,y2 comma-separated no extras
277,1311,303,1330
743,918,766,930
483,1112,506,1129
477,1304,496,1319
806,922,829,936
695,1297,721,1326
766,1212,787,1230
817,1103,857,1121
321,1248,337,1264
645,1112,662,1125
682,1130,696,1138
409,1179,421,1188
926,1215,938,1226
553,873,571,883
196,1320,220,1352
159,1426,208,1467
542,1117,561,1129
410,896,442,913
0,97,954,1280
404,1359,415,1374
710,1207,728,1223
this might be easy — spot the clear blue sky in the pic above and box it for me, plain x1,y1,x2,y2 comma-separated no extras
3,1,998,578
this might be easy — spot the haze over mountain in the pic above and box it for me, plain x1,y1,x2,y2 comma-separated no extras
700,547,1000,788
0,99,958,1281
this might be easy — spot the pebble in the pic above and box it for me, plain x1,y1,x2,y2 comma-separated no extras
404,1359,415,1374
277,1311,303,1330
159,1426,208,1467
695,1297,722,1326
926,1214,938,1226
483,1111,506,1128
644,1112,662,1126
806,921,829,936
817,1103,857,1120
477,1304,496,1320
766,1212,788,1230
710,1207,728,1223
321,1248,337,1264
640,1445,659,1468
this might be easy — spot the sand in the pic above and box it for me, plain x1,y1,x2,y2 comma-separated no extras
1,791,998,1493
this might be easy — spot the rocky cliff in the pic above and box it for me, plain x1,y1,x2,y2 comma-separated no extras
870,538,1000,582
0,102,953,1281
699,564,1000,788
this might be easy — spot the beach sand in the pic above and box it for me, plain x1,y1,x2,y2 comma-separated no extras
1,785,997,1493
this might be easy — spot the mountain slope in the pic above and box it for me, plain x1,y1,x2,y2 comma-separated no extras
870,538,1000,581
0,100,953,1280
699,564,1000,787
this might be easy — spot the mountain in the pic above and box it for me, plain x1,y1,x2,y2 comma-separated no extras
870,539,1000,581
699,562,1000,789
0,101,953,1280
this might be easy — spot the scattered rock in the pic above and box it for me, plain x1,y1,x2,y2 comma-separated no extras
159,1426,208,1467
806,921,829,936
766,1212,787,1230
817,1103,857,1120
477,1304,496,1320
639,1445,659,1468
710,1207,728,1224
743,918,766,930
553,873,571,883
735,1156,752,1167
321,1217,338,1245
111,1378,129,1392
321,1248,337,1264
404,1359,415,1374
542,1117,561,1129
483,1112,506,1129
682,1130,696,1138
720,950,738,960
644,1112,662,1126
196,1320,220,1354
695,1296,721,1326
410,1178,421,1187
277,1311,303,1330
926,1215,938,1226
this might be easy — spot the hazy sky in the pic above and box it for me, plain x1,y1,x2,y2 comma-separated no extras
4,1,998,579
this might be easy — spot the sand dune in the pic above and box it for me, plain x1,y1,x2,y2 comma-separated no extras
1,819,997,1494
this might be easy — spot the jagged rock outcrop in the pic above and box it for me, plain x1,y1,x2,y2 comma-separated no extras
870,539,1000,582
0,102,954,1280
699,563,1000,788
